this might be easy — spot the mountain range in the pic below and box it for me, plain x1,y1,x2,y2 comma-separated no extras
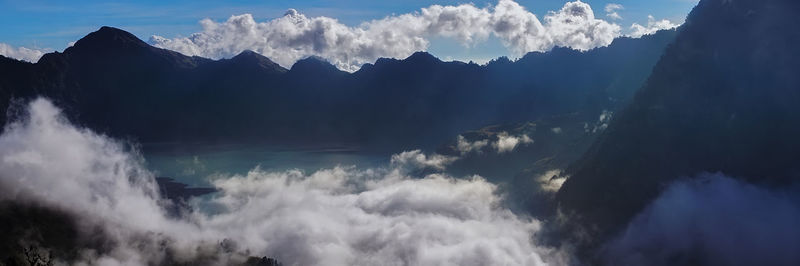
0,26,677,151
3,0,800,264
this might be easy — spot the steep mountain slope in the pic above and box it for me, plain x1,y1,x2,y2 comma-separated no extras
0,26,677,151
557,0,800,247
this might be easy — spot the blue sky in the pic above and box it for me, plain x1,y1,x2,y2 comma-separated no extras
0,0,698,63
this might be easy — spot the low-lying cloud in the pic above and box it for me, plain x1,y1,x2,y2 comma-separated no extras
494,132,533,153
456,135,490,155
0,43,49,63
151,0,639,71
390,149,459,171
0,98,570,265
456,132,533,155
604,173,800,266
585,109,613,133
535,169,567,193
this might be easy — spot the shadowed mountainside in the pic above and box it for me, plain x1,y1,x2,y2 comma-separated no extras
557,0,800,253
0,26,676,151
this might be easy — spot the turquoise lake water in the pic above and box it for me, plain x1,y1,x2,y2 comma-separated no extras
142,143,389,187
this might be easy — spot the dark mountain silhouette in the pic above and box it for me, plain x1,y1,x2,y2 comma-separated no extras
557,0,800,251
0,200,281,265
0,26,677,151
229,50,286,74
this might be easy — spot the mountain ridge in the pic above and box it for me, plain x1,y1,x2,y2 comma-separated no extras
556,0,800,252
0,26,679,151
7,25,678,73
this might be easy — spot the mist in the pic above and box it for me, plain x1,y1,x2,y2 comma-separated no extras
0,98,571,265
603,173,800,266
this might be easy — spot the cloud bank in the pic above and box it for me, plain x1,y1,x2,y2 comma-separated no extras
604,173,800,266
629,15,679,38
1,1,679,70
151,0,624,71
0,43,49,63
0,98,569,265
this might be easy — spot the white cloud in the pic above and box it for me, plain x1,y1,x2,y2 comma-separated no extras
586,109,613,133
604,3,624,20
541,1,620,53
456,135,490,155
522,134,534,144
629,15,679,38
0,43,49,63
551,127,562,134
535,169,566,193
604,174,800,266
0,98,571,265
457,132,534,155
210,168,563,266
0,99,191,264
493,131,534,153
391,149,459,170
151,0,621,72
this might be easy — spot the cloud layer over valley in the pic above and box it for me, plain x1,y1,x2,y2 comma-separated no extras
0,98,570,265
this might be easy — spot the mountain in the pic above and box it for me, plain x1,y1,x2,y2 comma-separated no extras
557,0,800,249
0,26,677,151
228,50,286,74
0,201,282,265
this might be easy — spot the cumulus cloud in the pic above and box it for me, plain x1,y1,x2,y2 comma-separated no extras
604,173,800,266
151,0,621,71
494,131,533,153
0,43,48,63
629,15,679,38
541,1,621,53
604,4,624,20
456,135,490,155
0,98,570,265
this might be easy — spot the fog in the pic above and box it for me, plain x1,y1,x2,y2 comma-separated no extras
4,98,796,265
0,98,570,265
604,173,800,266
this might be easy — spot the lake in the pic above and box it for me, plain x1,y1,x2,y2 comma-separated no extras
142,143,390,187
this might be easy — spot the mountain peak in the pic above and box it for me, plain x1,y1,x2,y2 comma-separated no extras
289,56,341,74
233,50,260,58
404,51,440,63
69,26,148,52
230,50,284,72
